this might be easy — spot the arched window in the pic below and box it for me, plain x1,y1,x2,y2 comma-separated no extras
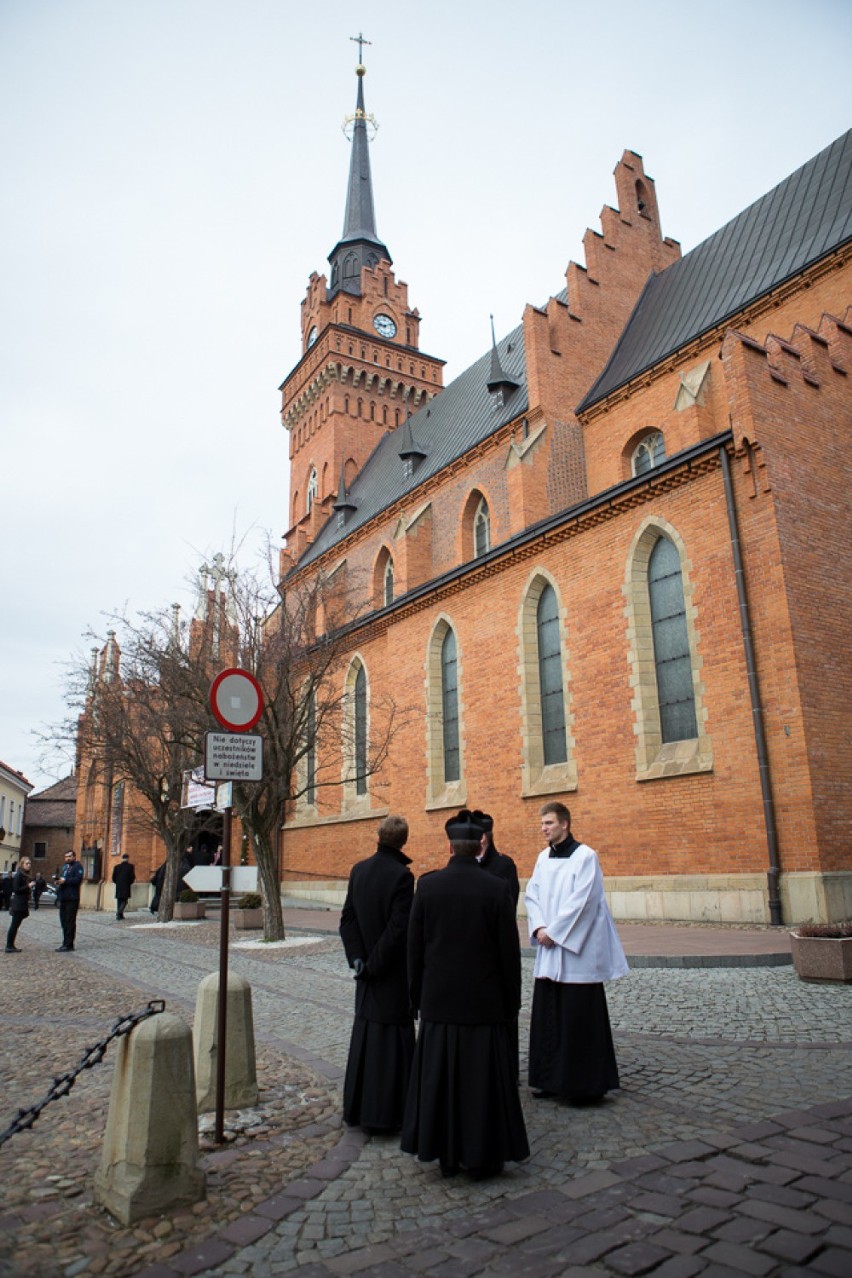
305,692,316,805
354,664,367,796
632,432,666,476
537,584,567,765
306,469,318,514
623,518,711,781
441,628,460,784
383,556,394,607
474,497,490,557
648,537,698,742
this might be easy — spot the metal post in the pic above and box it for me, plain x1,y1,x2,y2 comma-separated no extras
214,807,231,1144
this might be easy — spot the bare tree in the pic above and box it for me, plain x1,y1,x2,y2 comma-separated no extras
61,553,402,937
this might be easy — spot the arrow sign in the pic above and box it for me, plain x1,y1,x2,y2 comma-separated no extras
184,865,258,894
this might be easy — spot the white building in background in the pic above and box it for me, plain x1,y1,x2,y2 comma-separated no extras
0,758,34,871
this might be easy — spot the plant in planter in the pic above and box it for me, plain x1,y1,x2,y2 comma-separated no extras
790,921,852,983
173,888,206,921
233,892,263,930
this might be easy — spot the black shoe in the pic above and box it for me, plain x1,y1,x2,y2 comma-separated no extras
531,1089,556,1099
5,946,21,953
468,1163,504,1180
440,1163,459,1178
56,945,71,952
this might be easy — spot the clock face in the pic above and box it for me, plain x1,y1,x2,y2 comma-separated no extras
373,313,397,339
306,325,318,348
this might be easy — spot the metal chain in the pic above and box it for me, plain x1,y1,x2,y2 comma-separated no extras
1,999,166,1148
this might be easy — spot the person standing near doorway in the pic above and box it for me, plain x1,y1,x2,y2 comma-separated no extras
56,849,84,952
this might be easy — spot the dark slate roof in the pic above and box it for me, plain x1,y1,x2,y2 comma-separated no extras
294,327,528,571
25,775,77,829
579,129,852,411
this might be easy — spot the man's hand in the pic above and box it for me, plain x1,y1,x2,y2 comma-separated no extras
534,927,556,949
353,958,368,979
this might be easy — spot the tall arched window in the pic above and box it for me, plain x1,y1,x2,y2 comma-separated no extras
306,469,318,513
537,584,567,765
354,664,367,796
383,557,395,607
632,432,665,476
474,497,490,557
305,692,316,804
441,628,460,783
648,537,698,742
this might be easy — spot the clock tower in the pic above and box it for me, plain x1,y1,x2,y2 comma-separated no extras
280,54,445,552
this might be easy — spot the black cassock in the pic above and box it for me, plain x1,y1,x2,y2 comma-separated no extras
339,843,415,1132
401,856,529,1173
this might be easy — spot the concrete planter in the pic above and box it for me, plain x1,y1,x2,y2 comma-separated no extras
173,901,206,921
233,907,263,930
790,932,852,983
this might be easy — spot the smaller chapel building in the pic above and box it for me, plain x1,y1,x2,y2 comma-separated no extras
276,61,852,926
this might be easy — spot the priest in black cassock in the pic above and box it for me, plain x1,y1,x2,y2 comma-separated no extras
401,814,529,1179
339,814,416,1134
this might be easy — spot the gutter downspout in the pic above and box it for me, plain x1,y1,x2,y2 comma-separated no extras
719,445,783,926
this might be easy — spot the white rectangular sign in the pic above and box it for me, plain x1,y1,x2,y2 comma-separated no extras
181,766,216,811
204,732,263,781
184,865,259,894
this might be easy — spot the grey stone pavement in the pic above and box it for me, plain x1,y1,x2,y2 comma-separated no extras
6,902,852,1278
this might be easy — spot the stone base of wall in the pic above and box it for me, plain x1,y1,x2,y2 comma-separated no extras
282,872,852,927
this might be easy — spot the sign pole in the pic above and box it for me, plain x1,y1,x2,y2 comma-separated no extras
215,804,231,1145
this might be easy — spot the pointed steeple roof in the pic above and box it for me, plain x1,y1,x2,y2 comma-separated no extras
333,456,357,513
486,315,520,399
328,62,391,298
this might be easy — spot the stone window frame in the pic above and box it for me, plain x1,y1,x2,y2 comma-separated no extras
623,516,713,781
517,569,578,797
425,615,468,811
341,654,372,816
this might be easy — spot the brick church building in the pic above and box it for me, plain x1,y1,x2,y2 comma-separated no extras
276,60,852,926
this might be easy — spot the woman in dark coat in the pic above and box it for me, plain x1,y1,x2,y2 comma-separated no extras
339,815,416,1134
401,816,529,1178
5,857,34,953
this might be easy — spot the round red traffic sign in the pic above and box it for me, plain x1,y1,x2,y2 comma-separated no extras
209,668,264,733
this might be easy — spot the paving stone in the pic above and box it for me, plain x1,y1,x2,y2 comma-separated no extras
700,1240,776,1274
605,1240,674,1275
754,1227,824,1264
807,1247,852,1277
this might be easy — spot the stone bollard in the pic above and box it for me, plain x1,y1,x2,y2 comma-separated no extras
93,1012,205,1224
193,971,259,1113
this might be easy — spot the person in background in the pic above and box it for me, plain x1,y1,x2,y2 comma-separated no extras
471,809,520,907
339,814,415,1135
111,853,136,920
56,849,84,952
525,801,628,1103
5,857,34,953
32,872,47,909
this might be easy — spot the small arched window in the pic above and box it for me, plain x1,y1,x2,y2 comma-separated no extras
632,432,666,476
306,469,318,513
441,628,460,784
648,537,698,742
474,497,491,557
383,557,395,607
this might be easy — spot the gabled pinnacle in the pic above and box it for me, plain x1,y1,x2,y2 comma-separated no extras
398,413,428,462
328,61,392,298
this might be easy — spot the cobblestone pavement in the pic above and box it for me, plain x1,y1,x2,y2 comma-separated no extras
1,906,851,1278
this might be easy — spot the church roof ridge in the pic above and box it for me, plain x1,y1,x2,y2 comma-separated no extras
579,128,852,411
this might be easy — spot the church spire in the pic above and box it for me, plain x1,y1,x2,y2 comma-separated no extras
327,43,391,298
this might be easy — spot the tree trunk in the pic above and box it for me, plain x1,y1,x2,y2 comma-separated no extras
256,835,285,941
157,836,182,923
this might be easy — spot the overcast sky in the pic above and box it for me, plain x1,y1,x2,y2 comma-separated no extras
2,0,850,792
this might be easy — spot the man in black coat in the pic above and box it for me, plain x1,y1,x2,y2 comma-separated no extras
471,809,520,907
111,853,136,920
401,814,529,1179
339,814,415,1134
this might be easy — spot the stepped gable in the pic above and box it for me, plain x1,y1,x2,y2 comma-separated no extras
290,325,527,572
579,129,852,412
